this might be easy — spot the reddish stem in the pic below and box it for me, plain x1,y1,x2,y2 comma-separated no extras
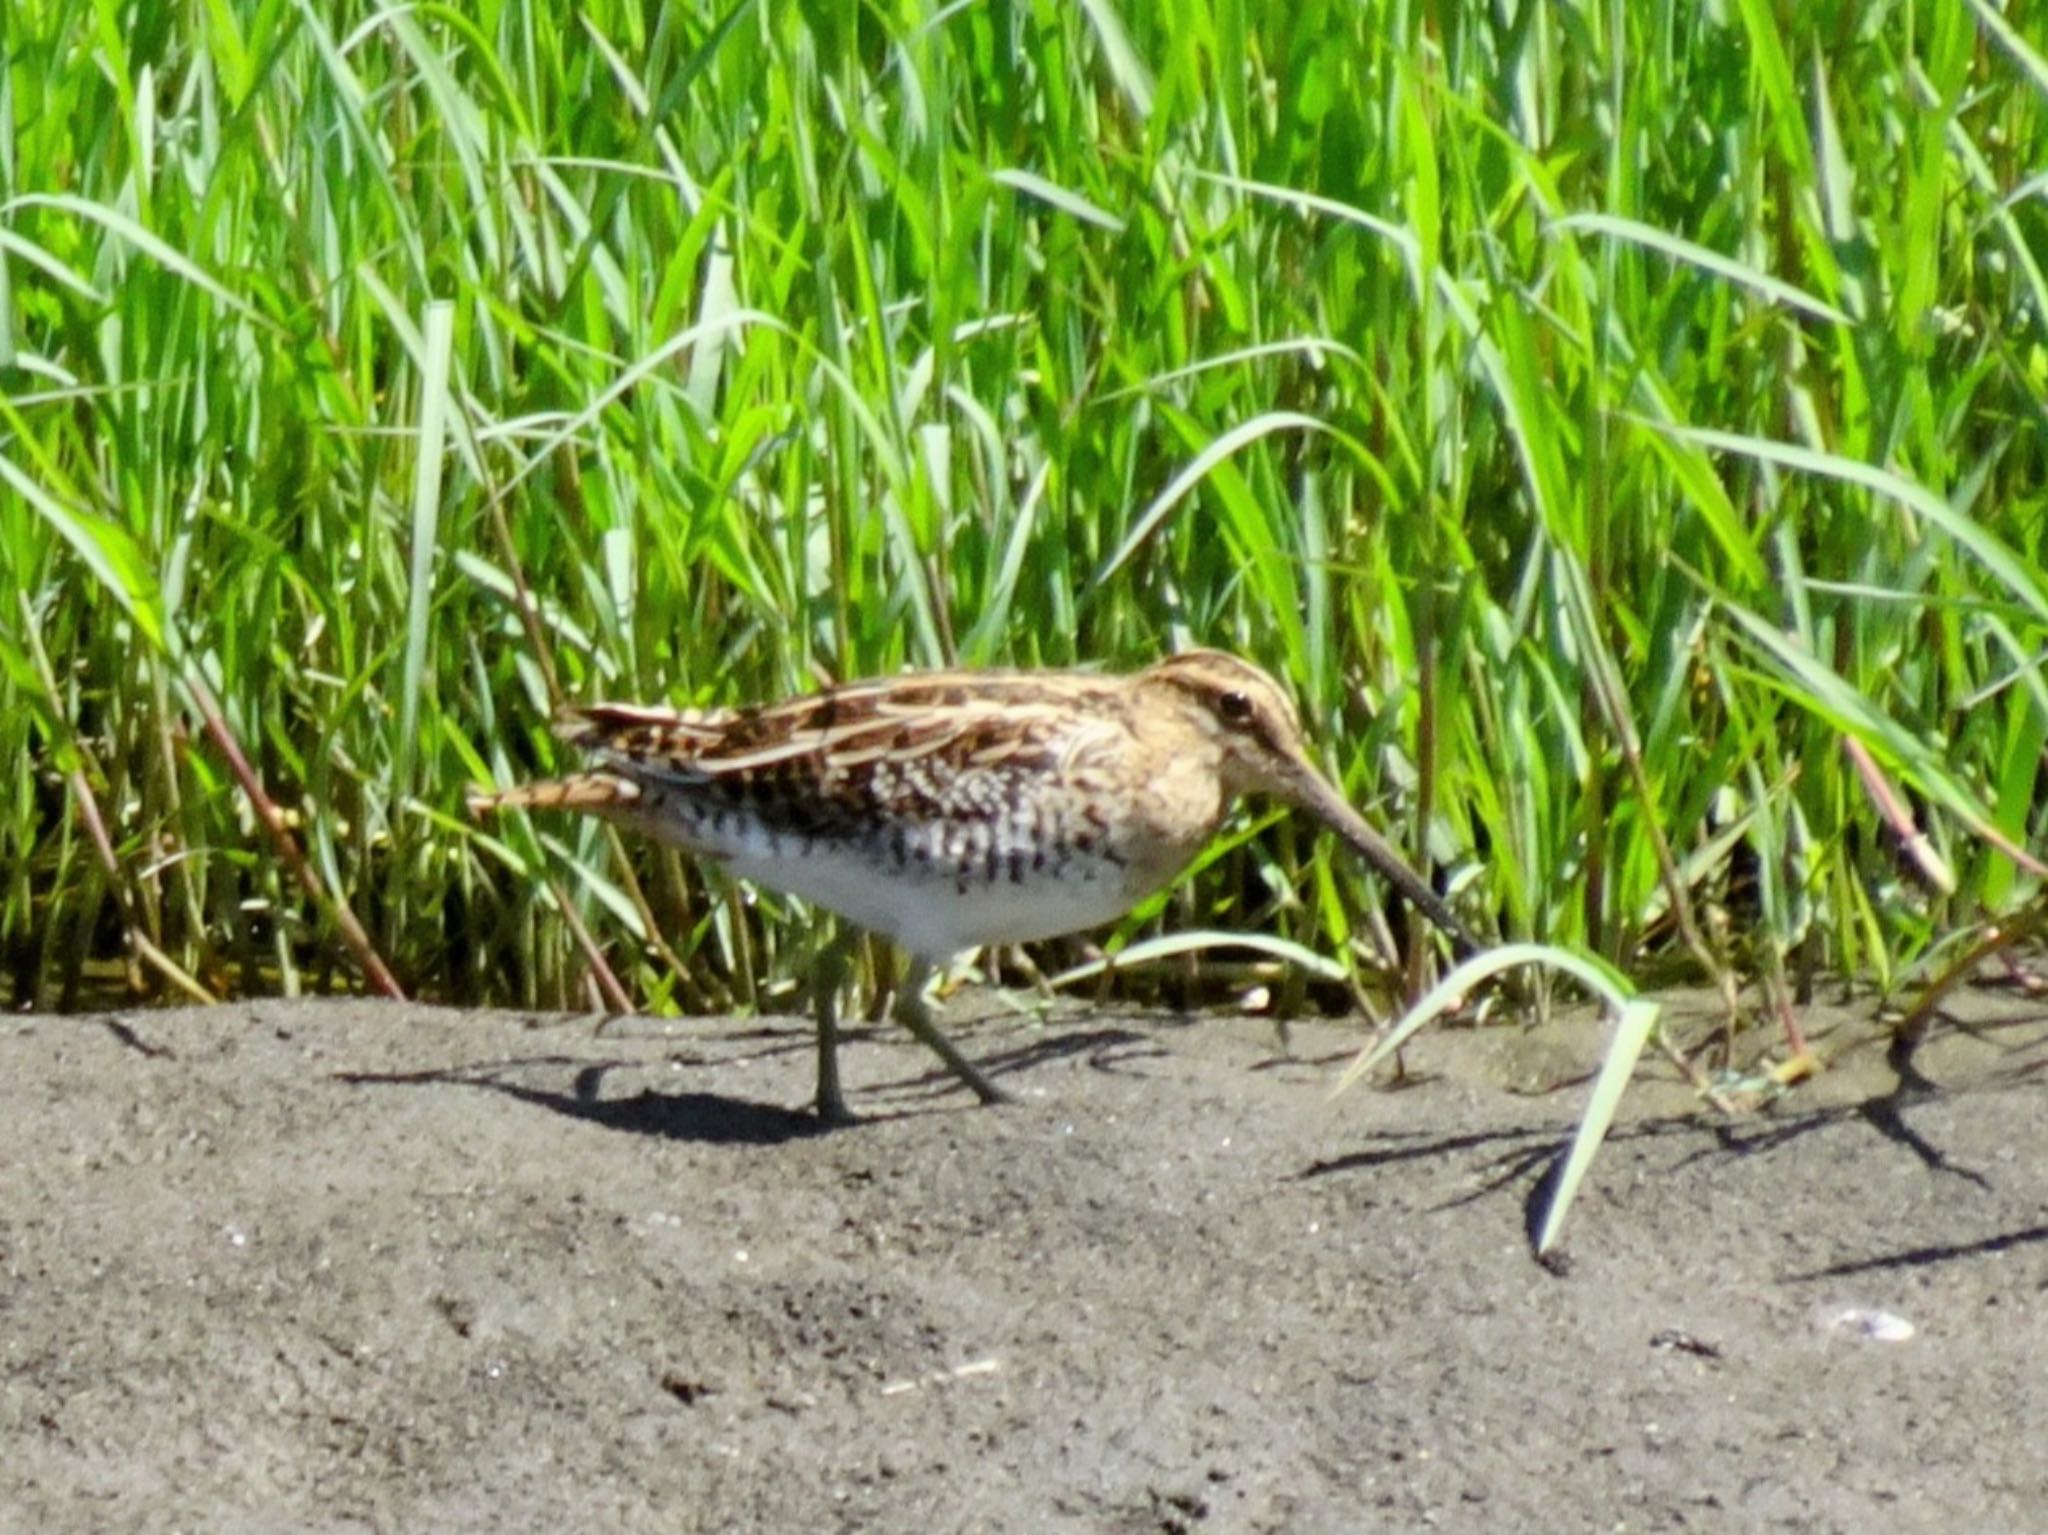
186,675,406,1000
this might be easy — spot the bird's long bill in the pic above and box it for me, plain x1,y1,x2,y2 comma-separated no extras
1280,760,1480,957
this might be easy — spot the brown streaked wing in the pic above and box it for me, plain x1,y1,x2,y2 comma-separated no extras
559,671,1124,824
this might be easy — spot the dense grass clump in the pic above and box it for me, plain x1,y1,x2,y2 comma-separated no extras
3,2,2045,1029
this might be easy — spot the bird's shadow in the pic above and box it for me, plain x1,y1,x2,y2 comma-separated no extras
332,1016,1154,1144
335,1057,826,1145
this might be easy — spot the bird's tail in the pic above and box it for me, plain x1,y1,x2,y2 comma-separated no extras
465,772,642,821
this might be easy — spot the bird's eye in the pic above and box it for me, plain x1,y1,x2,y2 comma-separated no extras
1217,690,1254,725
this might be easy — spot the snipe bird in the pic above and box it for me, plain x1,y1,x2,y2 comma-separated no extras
470,651,1478,1121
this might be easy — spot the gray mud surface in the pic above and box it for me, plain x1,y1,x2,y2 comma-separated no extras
4,990,2046,1532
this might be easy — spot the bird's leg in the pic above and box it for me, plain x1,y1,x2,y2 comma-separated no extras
810,929,858,1125
893,956,1013,1106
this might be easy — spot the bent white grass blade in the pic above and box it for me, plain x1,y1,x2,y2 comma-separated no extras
1046,929,1350,992
1330,945,1652,1257
1535,999,1661,1257
1329,944,1634,1097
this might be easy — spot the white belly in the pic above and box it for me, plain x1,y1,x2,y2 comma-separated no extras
619,790,1159,960
723,839,1146,959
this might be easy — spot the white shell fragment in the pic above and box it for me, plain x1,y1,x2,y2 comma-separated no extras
1815,1304,1917,1343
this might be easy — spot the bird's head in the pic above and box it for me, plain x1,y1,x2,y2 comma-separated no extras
1136,649,1477,954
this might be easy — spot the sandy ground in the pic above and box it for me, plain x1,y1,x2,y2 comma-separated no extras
3,986,2046,1533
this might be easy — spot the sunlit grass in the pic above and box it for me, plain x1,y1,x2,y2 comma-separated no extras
2,1,2045,1050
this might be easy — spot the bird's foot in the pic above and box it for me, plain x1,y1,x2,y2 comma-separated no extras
814,1087,860,1126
